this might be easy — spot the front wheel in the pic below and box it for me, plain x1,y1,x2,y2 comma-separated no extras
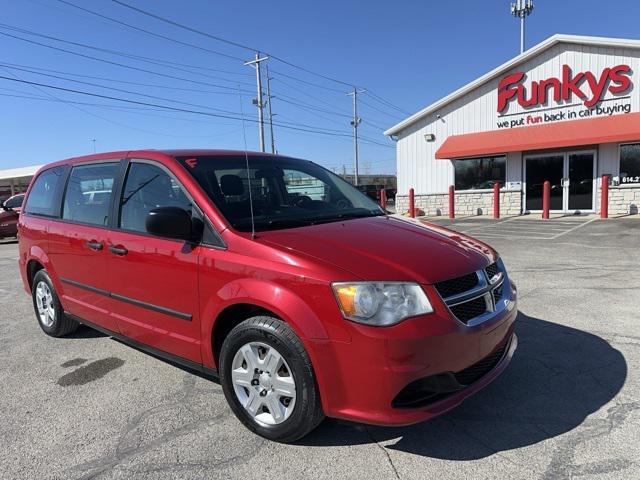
219,316,324,442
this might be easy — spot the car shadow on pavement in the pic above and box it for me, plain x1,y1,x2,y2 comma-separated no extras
67,324,108,339
299,312,628,460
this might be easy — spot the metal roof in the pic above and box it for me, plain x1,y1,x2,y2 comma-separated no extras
0,165,43,181
384,34,640,136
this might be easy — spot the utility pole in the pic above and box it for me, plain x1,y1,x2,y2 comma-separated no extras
265,64,276,154
244,53,269,152
510,0,534,54
91,139,96,153
347,87,365,186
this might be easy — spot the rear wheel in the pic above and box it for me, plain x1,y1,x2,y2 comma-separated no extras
220,316,324,442
32,270,78,337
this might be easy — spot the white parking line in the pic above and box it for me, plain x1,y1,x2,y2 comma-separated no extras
445,216,597,240
549,218,598,239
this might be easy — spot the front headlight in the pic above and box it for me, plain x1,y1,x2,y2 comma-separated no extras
332,282,433,326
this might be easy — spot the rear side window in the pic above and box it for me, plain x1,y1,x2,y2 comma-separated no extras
23,166,65,217
62,163,119,226
119,161,192,233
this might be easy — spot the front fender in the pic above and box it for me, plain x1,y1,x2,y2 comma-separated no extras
200,278,334,367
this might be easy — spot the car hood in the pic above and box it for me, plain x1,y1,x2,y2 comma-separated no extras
258,215,496,284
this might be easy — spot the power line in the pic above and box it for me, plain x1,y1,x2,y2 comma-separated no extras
0,61,245,95
111,0,356,88
57,0,409,119
366,90,411,116
111,0,260,53
0,29,255,93
55,1,409,120
0,63,251,116
0,74,392,147
359,98,406,120
56,0,246,63
0,23,255,87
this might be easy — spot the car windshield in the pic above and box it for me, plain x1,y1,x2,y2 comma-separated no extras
177,155,384,232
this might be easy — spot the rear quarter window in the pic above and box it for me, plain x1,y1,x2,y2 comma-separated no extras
23,166,66,217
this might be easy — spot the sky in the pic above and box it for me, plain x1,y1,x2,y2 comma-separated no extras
2,0,640,173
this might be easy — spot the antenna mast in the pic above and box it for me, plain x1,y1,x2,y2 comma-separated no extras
237,86,257,239
510,0,534,54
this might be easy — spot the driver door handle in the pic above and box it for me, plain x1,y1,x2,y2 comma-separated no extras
108,245,128,256
86,240,103,251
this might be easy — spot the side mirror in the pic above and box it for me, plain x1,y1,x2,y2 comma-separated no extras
146,206,199,241
0,200,7,211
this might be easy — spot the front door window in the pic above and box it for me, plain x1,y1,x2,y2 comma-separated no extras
568,153,595,211
525,155,564,211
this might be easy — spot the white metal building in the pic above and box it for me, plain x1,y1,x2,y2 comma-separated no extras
385,34,640,216
0,165,42,200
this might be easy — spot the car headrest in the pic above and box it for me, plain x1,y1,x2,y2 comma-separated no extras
220,175,244,196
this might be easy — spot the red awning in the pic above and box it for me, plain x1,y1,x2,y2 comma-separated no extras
435,112,640,159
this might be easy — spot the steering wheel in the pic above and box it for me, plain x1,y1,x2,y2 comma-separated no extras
293,195,313,208
336,199,351,210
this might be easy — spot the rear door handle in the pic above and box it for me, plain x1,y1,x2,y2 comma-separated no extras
86,240,103,251
108,245,128,256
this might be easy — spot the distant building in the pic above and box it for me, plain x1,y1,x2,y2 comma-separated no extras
385,34,640,216
340,174,397,189
0,165,42,199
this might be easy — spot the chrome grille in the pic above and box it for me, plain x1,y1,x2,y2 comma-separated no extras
450,296,488,322
435,260,508,326
434,272,479,298
485,262,499,280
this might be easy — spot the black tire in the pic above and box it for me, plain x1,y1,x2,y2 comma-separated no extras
219,316,324,442
31,270,79,337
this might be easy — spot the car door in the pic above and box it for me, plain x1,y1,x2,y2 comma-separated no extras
105,159,202,363
0,194,24,237
47,161,122,332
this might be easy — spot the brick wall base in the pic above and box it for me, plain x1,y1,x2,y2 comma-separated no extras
395,190,522,217
606,186,640,215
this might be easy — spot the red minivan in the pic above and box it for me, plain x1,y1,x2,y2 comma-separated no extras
18,150,517,442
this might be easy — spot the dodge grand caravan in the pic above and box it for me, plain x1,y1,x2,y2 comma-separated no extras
18,150,517,442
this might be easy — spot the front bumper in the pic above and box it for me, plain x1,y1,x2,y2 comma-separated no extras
313,281,518,426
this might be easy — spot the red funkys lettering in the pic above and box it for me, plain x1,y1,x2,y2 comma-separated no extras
497,72,525,112
496,64,632,113
609,64,632,93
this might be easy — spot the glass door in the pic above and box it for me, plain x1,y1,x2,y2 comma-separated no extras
524,151,596,213
525,155,564,211
567,152,595,212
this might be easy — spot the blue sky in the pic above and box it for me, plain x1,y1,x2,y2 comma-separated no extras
2,0,640,172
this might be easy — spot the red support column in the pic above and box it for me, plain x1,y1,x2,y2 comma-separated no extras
448,185,455,219
493,182,500,219
409,188,415,218
542,180,550,219
601,175,609,219
379,188,387,210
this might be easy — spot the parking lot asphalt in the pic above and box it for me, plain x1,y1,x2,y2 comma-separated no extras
1,217,639,479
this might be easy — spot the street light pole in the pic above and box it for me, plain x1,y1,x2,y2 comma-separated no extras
510,0,534,54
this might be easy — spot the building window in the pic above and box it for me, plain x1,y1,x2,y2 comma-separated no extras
620,143,640,184
454,156,506,190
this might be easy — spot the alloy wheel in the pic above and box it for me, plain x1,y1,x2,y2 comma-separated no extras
231,341,297,426
35,281,55,327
